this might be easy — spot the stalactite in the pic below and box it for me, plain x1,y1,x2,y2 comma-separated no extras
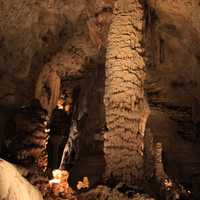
144,3,159,69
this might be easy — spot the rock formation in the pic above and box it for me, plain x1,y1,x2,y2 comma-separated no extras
5,100,49,172
103,0,150,184
0,0,200,199
0,159,43,200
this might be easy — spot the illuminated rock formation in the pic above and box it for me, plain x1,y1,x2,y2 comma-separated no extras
104,0,150,184
0,0,200,199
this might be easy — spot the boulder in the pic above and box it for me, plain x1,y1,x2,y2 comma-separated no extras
0,159,43,200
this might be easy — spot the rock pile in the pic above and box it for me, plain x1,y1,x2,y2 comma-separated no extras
79,185,155,200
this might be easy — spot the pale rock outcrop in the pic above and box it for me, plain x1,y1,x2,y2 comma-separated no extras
0,159,43,200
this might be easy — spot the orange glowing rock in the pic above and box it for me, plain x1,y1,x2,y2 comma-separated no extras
77,177,90,190
49,170,71,197
44,128,50,133
164,179,173,189
49,169,89,199
64,104,71,112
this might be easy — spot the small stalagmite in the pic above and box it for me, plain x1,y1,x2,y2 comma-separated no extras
48,169,75,199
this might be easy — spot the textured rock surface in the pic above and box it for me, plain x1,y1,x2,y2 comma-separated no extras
103,0,149,184
1,0,200,198
0,0,71,107
0,159,43,200
79,185,155,200
4,100,49,171
145,0,200,188
0,0,113,152
0,0,113,111
0,0,72,153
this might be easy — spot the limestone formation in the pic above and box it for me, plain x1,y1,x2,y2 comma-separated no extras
8,100,49,171
0,159,43,200
0,0,200,199
104,0,149,184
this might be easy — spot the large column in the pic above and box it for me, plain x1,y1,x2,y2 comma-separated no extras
104,0,149,184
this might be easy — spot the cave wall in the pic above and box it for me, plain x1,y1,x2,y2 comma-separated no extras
1,0,200,191
0,0,73,108
146,0,200,185
0,0,113,152
0,0,72,152
0,0,113,109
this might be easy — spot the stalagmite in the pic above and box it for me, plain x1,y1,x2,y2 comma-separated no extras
104,0,149,184
36,70,61,117
154,142,166,180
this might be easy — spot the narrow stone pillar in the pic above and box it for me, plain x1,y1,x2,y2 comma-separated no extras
154,142,166,180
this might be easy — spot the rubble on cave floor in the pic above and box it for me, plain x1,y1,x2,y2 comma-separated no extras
78,185,155,200
27,168,155,200
45,183,156,200
0,159,191,200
